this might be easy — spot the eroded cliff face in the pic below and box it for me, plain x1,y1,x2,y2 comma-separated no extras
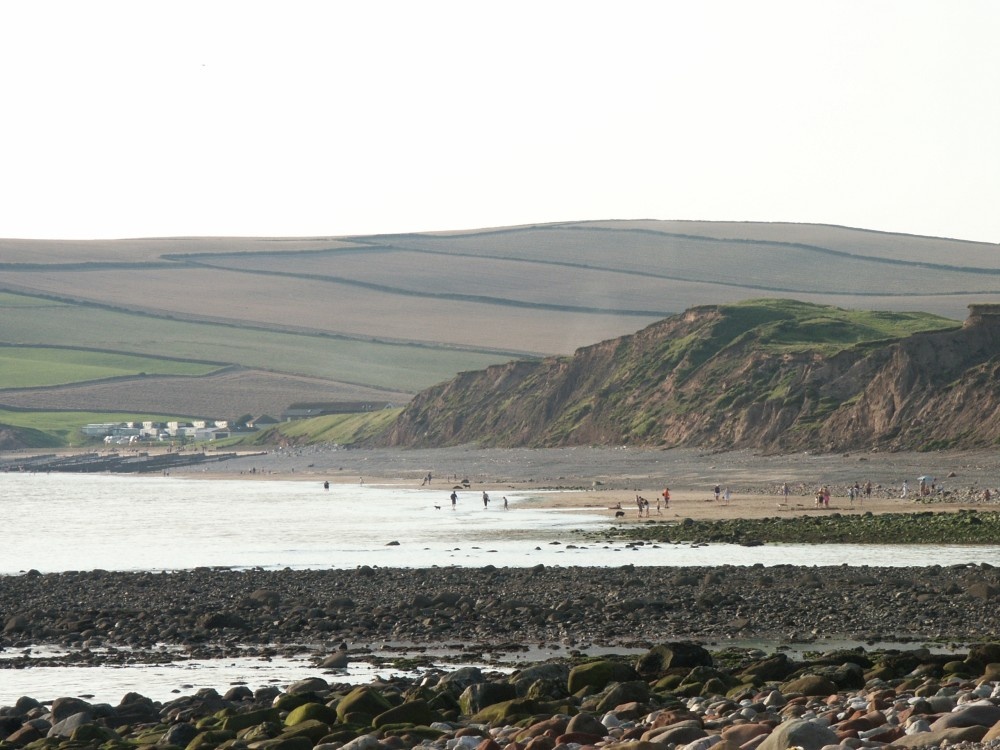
379,305,1000,452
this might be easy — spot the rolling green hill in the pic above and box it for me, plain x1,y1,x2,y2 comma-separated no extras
2,221,999,447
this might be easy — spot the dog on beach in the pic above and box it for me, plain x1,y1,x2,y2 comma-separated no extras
614,510,626,518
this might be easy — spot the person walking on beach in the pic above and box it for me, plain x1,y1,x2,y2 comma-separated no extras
714,485,721,502
722,487,731,505
901,480,908,498
482,491,490,509
450,491,458,509
781,482,789,501
865,480,872,501
661,487,670,509
503,496,508,510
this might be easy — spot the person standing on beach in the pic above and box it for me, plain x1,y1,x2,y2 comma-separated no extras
722,487,731,505
503,496,508,510
901,480,908,498
781,482,789,500
482,491,490,509
714,485,721,501
661,487,670,509
450,491,458,509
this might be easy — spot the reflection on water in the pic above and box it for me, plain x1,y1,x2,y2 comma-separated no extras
0,637,973,707
0,653,410,706
1,473,999,572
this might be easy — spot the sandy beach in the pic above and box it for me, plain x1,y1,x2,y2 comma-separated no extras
157,444,1000,522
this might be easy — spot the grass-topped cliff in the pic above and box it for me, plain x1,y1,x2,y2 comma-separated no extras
377,299,1000,452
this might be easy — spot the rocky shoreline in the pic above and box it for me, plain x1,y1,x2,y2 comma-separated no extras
600,510,1000,545
5,565,1000,750
4,564,1000,658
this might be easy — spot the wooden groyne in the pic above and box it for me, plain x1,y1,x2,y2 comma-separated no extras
0,450,260,474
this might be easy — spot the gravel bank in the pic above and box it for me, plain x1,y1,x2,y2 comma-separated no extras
3,564,999,668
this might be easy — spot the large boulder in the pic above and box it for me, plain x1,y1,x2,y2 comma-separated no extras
285,703,339,727
968,643,1000,667
372,699,439,728
929,703,1000,730
438,667,485,693
635,643,713,678
568,660,639,695
279,719,333,743
595,681,652,713
780,673,837,697
222,707,281,733
335,686,393,724
460,682,517,715
48,712,94,738
756,719,838,750
468,698,539,725
50,697,93,724
738,654,798,683
286,677,330,695
565,712,608,737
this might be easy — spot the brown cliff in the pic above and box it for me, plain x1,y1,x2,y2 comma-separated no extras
378,299,1000,453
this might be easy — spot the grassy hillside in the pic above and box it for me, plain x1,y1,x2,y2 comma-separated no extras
2,221,999,447
233,409,403,447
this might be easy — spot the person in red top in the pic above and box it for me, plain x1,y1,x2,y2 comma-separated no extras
661,487,670,508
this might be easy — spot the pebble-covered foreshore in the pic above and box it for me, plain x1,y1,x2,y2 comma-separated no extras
7,624,1000,750
5,565,1000,750
3,564,1000,658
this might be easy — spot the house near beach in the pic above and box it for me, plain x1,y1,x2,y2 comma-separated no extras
82,419,231,441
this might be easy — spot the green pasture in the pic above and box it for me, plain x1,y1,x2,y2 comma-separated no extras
214,409,402,448
0,409,184,447
0,292,64,307
0,347,221,389
0,292,514,392
722,299,957,354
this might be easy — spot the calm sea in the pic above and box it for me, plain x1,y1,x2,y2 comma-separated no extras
2,473,999,573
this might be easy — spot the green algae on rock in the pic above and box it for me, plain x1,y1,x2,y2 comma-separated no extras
595,509,1000,545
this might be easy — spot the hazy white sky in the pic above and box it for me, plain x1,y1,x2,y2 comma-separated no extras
2,1,998,242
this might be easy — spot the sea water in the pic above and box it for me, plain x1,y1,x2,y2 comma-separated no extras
2,472,998,705
1,472,999,574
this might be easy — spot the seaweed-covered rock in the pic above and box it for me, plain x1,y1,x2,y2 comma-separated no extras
568,660,638,695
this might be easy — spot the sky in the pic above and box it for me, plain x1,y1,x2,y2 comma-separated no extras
1,1,998,243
